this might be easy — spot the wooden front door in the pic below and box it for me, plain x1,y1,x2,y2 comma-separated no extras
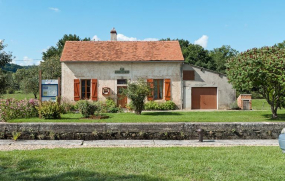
191,87,217,109
243,100,250,110
117,86,127,108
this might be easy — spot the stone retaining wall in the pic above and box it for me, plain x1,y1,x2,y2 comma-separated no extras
0,122,284,140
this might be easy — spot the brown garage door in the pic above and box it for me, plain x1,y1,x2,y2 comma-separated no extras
192,87,217,109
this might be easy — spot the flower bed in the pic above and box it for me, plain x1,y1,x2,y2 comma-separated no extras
0,98,39,122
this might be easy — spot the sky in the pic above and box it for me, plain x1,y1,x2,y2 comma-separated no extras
1,0,285,66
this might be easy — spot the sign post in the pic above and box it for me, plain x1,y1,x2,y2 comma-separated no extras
39,70,42,118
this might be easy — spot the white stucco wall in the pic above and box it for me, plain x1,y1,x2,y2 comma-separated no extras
62,62,183,108
183,64,236,110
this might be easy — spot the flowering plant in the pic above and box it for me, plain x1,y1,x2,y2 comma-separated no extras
0,98,39,122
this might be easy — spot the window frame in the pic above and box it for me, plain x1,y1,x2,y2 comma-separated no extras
81,79,91,100
153,79,164,100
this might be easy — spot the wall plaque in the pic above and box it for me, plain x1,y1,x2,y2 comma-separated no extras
115,68,129,74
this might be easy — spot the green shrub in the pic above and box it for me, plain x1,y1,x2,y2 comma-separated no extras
144,101,177,110
230,101,240,110
37,101,64,119
0,98,39,122
106,98,121,113
144,101,161,110
94,101,107,115
61,98,76,114
162,101,177,110
7,88,15,94
126,102,135,111
122,79,151,115
76,100,97,118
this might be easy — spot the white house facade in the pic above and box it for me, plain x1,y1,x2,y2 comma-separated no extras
60,28,235,110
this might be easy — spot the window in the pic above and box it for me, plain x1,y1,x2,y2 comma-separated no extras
183,70,195,80
117,79,127,84
81,79,91,99
153,79,163,100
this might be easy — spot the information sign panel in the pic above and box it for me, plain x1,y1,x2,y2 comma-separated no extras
41,80,58,102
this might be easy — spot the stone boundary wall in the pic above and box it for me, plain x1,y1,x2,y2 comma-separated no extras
0,122,284,140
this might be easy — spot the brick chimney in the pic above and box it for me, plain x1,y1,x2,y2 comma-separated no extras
110,28,117,41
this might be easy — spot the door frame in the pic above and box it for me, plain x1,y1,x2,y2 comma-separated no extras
191,87,218,110
117,86,127,108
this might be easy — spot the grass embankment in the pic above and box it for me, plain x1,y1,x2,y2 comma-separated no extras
251,99,271,110
8,109,285,123
0,147,283,180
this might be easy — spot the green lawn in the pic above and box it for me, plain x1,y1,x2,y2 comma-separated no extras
3,91,38,100
0,147,284,180
8,109,285,123
252,99,271,110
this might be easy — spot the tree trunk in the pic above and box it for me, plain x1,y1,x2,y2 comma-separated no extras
135,109,142,115
34,94,37,99
271,105,278,118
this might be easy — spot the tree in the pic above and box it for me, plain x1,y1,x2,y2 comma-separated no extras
226,46,285,118
0,40,13,67
0,40,13,96
122,79,151,115
40,55,61,79
15,66,39,98
275,40,285,49
0,70,7,96
210,45,238,74
42,34,90,61
41,34,90,78
160,38,214,70
184,44,213,69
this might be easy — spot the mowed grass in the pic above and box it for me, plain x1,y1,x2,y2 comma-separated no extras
8,109,285,123
252,99,271,110
6,97,285,123
0,147,284,180
3,91,38,100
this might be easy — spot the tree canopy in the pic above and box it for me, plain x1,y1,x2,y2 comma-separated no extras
41,34,90,79
160,38,238,73
226,46,285,118
210,45,239,74
42,34,90,61
0,40,13,67
0,40,13,96
14,66,39,98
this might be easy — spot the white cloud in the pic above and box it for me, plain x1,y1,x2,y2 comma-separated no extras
22,56,34,65
117,34,158,41
194,35,208,48
143,38,159,41
117,34,137,41
49,7,60,12
92,35,101,41
13,56,41,66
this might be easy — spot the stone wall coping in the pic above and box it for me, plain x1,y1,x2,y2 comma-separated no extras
1,122,285,126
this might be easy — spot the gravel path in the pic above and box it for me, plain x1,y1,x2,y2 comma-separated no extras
0,140,279,151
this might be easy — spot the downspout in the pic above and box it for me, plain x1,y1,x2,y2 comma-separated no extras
180,62,183,110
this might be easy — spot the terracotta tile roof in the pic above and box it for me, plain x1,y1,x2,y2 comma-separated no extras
60,41,184,62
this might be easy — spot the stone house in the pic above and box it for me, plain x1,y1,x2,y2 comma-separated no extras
60,28,235,109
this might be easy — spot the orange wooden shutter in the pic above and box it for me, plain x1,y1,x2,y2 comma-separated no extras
147,79,154,101
165,79,171,101
91,79,98,101
74,79,80,101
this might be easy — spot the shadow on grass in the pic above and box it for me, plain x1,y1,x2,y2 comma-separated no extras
142,112,182,116
0,157,168,181
261,113,285,121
